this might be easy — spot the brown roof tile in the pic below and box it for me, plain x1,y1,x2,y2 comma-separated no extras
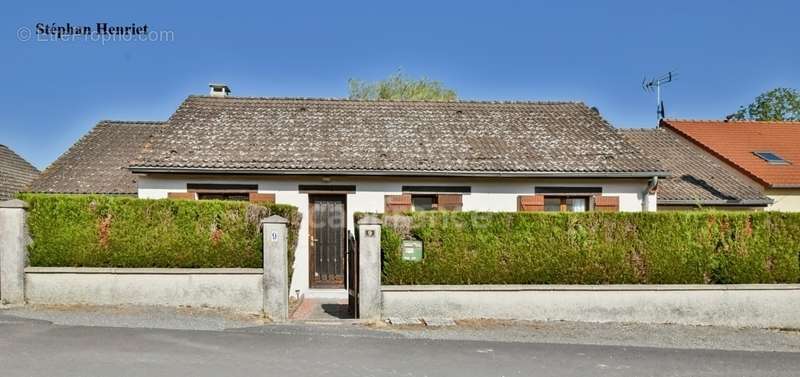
0,145,39,200
620,128,770,206
29,121,165,194
131,96,665,176
662,119,800,188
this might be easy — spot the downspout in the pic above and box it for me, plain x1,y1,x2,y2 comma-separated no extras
643,176,659,212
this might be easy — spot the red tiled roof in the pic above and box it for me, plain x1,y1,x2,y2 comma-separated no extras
661,119,800,188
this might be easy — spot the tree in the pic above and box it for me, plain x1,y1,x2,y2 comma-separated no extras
348,71,457,101
728,88,800,121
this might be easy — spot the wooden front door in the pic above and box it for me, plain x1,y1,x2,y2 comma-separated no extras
309,195,347,288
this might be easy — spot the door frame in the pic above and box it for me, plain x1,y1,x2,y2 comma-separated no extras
308,194,348,289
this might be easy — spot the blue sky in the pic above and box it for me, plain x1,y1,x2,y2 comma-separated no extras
2,0,798,169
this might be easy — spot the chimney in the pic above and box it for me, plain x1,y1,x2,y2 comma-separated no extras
209,83,230,97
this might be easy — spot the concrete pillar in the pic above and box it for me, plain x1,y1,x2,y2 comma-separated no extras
262,215,289,322
0,199,28,304
357,215,382,320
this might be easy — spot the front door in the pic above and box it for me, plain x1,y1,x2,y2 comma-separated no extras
309,195,346,288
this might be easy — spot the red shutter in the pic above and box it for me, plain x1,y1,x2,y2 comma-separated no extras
437,194,463,211
517,195,545,212
384,194,412,213
249,193,276,204
594,196,620,212
167,192,197,200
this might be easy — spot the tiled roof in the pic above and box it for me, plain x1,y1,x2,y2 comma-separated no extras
29,121,165,194
130,96,665,176
0,145,39,200
662,119,800,188
620,128,771,206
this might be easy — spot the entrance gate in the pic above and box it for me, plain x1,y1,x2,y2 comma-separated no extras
347,230,359,318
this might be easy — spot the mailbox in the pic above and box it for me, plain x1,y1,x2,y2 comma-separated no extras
401,240,423,262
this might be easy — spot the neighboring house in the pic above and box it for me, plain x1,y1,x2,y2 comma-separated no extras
621,128,772,210
32,85,668,294
0,144,39,200
28,121,165,195
661,119,800,212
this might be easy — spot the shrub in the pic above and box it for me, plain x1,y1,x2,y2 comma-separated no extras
19,194,301,275
377,211,800,285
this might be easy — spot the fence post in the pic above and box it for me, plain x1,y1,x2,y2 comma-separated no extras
357,215,382,320
0,199,28,304
261,215,289,322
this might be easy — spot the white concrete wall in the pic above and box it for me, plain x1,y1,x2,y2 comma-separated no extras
25,267,263,312
766,189,800,212
138,175,652,294
382,285,800,328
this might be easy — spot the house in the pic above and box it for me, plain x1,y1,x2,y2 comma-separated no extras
660,119,800,212
28,84,667,294
620,127,772,210
0,144,39,200
28,121,165,195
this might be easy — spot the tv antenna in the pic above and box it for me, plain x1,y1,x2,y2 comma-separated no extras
642,71,677,120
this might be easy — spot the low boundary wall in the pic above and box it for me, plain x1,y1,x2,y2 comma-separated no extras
382,284,800,328
25,267,264,312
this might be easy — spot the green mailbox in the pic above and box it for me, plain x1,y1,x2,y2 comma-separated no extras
401,240,423,262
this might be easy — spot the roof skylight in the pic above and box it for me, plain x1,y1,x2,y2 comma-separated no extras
753,151,790,165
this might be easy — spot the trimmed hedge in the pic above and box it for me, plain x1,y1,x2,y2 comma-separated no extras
19,194,301,274
377,211,800,285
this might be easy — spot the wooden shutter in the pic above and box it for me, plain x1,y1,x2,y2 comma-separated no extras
594,196,620,212
437,194,463,211
249,193,276,204
517,195,545,212
384,194,412,213
167,192,197,200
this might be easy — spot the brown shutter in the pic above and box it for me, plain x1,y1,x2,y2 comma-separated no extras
594,196,620,212
437,194,463,211
384,194,412,213
167,192,197,200
249,193,276,204
517,195,545,212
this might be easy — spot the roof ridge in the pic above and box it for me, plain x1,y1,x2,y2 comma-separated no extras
185,95,582,105
617,127,660,132
664,118,800,124
97,120,167,125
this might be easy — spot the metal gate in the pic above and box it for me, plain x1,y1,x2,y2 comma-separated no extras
346,230,359,318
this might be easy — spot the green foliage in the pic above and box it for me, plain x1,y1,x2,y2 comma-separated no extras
19,194,301,274
728,88,800,121
379,211,800,285
348,70,457,101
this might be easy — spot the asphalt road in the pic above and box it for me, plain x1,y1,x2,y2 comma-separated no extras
1,317,798,377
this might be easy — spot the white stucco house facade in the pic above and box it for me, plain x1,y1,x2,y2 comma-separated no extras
30,85,666,295
137,175,658,294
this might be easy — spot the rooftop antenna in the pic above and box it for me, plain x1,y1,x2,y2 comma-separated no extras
642,71,677,121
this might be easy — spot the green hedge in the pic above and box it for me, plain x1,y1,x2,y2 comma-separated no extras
377,211,800,285
19,194,301,274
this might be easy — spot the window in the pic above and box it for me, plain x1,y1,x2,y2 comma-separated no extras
187,184,257,201
399,186,467,212
543,196,589,212
196,192,250,201
411,195,437,211
536,187,598,212
753,151,790,165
